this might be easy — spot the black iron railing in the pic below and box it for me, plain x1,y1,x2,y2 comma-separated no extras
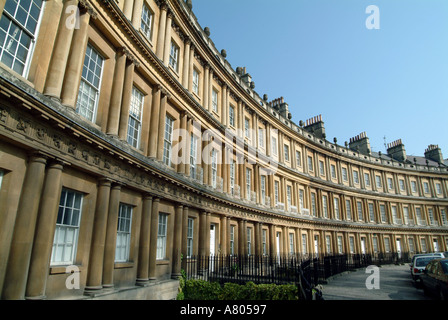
183,252,413,300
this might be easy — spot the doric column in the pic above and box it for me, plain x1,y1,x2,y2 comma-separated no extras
156,3,168,59
25,160,64,300
60,9,91,109
181,206,189,269
102,183,122,290
172,204,183,279
136,194,153,286
44,0,79,99
220,215,228,255
84,178,112,295
148,198,160,280
156,91,168,162
118,59,137,141
199,211,207,256
106,49,128,136
2,153,47,300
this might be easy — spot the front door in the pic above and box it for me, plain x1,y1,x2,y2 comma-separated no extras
210,224,215,256
396,239,402,258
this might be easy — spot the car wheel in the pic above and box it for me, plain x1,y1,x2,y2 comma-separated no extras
439,289,446,301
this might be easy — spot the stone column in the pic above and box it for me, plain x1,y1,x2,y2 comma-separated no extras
25,160,64,300
269,224,276,257
84,179,112,295
131,0,143,29
148,198,160,280
188,44,195,92
2,153,47,300
181,206,189,270
221,84,227,126
203,64,210,111
123,0,134,20
199,211,207,256
118,60,137,141
172,204,183,279
156,91,168,162
178,112,188,174
106,49,127,136
205,213,211,255
163,11,173,66
61,9,91,109
156,4,168,59
148,85,161,158
136,194,152,286
255,222,261,257
44,0,79,99
102,183,122,290
220,215,227,255
182,38,191,87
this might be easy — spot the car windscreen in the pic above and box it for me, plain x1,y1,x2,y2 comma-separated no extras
441,261,448,274
415,257,436,267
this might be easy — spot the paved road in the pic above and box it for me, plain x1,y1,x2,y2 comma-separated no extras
320,264,430,300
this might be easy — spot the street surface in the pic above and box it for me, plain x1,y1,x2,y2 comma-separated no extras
320,264,430,300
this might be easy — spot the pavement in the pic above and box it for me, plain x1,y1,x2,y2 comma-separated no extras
320,264,430,300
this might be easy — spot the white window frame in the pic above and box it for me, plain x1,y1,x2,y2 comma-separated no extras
230,225,235,255
115,203,133,262
260,175,266,205
284,145,290,162
127,86,144,149
246,168,251,201
192,68,199,95
76,44,104,122
211,148,217,188
189,133,198,179
228,105,235,127
169,40,179,72
163,115,174,166
322,195,328,218
229,160,235,195
0,0,45,77
156,213,168,260
211,88,218,113
187,218,194,257
345,199,352,220
51,188,83,266
244,118,250,139
140,3,153,40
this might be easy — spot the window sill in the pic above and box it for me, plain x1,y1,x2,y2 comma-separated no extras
49,264,82,274
156,259,170,265
115,262,134,269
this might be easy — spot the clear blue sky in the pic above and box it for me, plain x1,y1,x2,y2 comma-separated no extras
192,0,448,159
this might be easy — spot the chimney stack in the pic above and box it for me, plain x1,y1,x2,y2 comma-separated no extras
424,144,443,164
348,132,371,155
387,139,406,162
304,115,325,139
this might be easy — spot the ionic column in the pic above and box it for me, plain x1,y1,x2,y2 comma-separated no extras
203,64,210,111
106,49,127,136
44,0,79,99
25,160,64,300
118,59,137,141
148,198,160,280
178,112,188,174
156,91,168,162
163,11,173,66
136,194,153,286
156,4,168,59
102,183,122,290
84,179,112,295
123,0,134,20
148,85,162,158
182,38,191,87
2,153,47,300
131,0,143,29
61,9,91,109
221,84,227,126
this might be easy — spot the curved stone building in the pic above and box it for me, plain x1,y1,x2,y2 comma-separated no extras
0,0,447,300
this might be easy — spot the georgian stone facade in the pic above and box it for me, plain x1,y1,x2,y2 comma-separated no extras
0,0,447,300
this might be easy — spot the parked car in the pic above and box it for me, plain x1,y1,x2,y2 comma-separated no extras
411,255,442,282
421,258,448,300
409,253,444,274
443,252,448,258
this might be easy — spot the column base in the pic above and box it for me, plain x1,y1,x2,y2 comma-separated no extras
135,278,150,287
25,294,46,300
171,273,182,280
83,285,103,297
